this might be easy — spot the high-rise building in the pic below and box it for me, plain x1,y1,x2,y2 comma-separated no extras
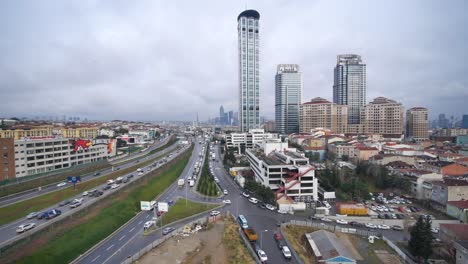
275,64,302,134
462,114,468,129
238,10,260,132
406,107,429,141
361,97,404,136
333,54,366,125
299,97,348,134
438,113,449,128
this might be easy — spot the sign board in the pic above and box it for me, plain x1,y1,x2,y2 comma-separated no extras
140,201,151,211
158,202,169,212
324,192,336,199
67,176,81,183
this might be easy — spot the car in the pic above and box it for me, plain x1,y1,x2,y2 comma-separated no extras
223,190,228,195
378,224,390,230
365,223,377,229
431,227,439,234
168,200,174,206
111,184,120,189
223,200,231,204
281,245,292,259
336,219,348,225
210,210,221,216
143,221,156,229
26,212,39,219
102,185,111,191
58,200,72,207
93,172,101,176
242,192,250,198
70,200,82,208
122,177,129,183
248,197,259,204
16,223,36,233
107,179,115,185
128,174,134,179
57,182,67,187
162,227,176,235
257,249,268,262
392,225,404,231
321,217,332,222
265,204,275,211
116,167,120,170
82,191,89,196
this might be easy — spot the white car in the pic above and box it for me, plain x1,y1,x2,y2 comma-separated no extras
111,184,120,189
26,212,39,219
223,190,228,195
57,182,67,187
242,192,250,198
378,224,390,230
431,227,439,234
257,249,268,262
248,197,258,204
365,223,377,229
281,245,292,259
210,210,221,216
321,217,332,222
16,223,36,233
223,200,231,204
82,191,89,196
265,204,276,211
336,219,348,225
107,179,115,185
144,221,156,229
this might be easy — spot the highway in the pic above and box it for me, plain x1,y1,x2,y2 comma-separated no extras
0,138,187,249
0,136,172,208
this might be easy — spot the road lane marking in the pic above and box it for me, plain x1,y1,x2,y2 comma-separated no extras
91,255,100,262
145,215,149,218
138,221,142,225
119,235,126,241
106,244,114,251
129,227,135,233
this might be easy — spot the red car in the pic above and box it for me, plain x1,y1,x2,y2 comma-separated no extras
274,232,282,241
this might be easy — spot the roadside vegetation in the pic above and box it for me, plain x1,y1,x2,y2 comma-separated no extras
0,142,180,226
244,180,275,204
282,225,317,264
157,199,218,227
223,216,256,264
7,146,193,264
196,145,219,197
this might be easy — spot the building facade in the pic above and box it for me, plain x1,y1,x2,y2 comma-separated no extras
361,97,404,136
0,138,16,181
406,107,429,141
238,10,260,132
299,97,348,134
275,64,302,134
333,54,366,125
0,126,53,140
225,129,278,150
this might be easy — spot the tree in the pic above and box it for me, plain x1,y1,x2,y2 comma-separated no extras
409,216,433,263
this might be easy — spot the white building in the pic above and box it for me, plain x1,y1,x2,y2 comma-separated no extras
225,129,278,150
13,136,110,178
246,140,319,203
98,128,115,138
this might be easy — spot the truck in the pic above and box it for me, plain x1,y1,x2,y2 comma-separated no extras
243,228,258,241
189,180,195,187
178,179,185,187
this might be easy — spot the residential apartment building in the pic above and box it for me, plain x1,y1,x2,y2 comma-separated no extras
361,97,404,136
225,129,278,150
246,140,319,203
406,107,429,141
299,97,348,134
275,64,302,134
58,126,99,139
238,10,260,132
0,125,53,140
431,179,468,207
333,54,366,125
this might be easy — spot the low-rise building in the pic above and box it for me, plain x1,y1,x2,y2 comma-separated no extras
0,125,54,140
328,142,356,160
355,145,379,161
441,164,468,177
305,230,357,264
431,179,468,207
246,140,319,203
225,129,278,150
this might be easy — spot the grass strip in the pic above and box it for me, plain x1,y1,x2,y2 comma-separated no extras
15,147,193,264
196,144,220,197
223,216,255,264
157,198,218,227
282,225,318,264
0,141,178,226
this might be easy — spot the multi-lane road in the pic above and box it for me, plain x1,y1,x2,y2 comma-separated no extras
0,137,185,249
0,136,172,208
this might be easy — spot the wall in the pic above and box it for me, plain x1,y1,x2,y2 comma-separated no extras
0,138,15,181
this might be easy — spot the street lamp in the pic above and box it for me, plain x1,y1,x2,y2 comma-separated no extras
260,229,268,249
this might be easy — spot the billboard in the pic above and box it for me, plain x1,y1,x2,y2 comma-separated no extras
72,139,93,152
158,202,169,212
324,192,336,199
140,201,151,211
67,176,81,183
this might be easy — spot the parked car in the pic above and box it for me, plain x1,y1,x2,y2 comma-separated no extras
242,192,250,198
265,204,276,211
70,200,82,208
321,217,333,222
378,224,390,230
82,191,89,196
26,212,39,219
392,225,404,231
281,245,292,259
365,223,377,229
336,219,348,225
248,197,259,204
93,172,101,176
431,227,439,234
16,223,36,233
162,227,176,235
257,249,268,262
223,189,228,195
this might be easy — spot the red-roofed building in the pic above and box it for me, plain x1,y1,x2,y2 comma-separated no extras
442,164,468,177
447,201,468,223
456,157,468,167
355,145,379,161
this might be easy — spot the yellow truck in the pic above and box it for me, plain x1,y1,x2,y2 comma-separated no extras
243,228,258,241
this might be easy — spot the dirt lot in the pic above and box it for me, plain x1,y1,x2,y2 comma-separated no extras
139,220,228,264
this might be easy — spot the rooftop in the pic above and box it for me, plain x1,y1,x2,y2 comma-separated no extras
447,201,468,209
237,9,260,21
305,230,355,261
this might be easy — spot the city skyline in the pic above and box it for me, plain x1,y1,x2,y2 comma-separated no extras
0,1,467,121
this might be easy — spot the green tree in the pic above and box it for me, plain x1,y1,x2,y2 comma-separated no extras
409,217,433,263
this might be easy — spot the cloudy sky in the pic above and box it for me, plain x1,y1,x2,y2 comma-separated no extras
1,0,467,121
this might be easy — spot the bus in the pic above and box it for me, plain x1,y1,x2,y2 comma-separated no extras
238,215,248,229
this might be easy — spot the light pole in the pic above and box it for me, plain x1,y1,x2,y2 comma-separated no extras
260,230,268,249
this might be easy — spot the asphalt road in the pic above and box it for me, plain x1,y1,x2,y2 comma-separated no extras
0,139,186,249
0,137,172,208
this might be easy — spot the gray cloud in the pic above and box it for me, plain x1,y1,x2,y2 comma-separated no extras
0,0,467,121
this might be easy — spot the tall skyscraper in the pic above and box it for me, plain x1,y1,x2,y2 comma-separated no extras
238,10,260,132
333,54,366,125
406,107,429,141
275,64,302,134
219,105,225,125
462,114,468,129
